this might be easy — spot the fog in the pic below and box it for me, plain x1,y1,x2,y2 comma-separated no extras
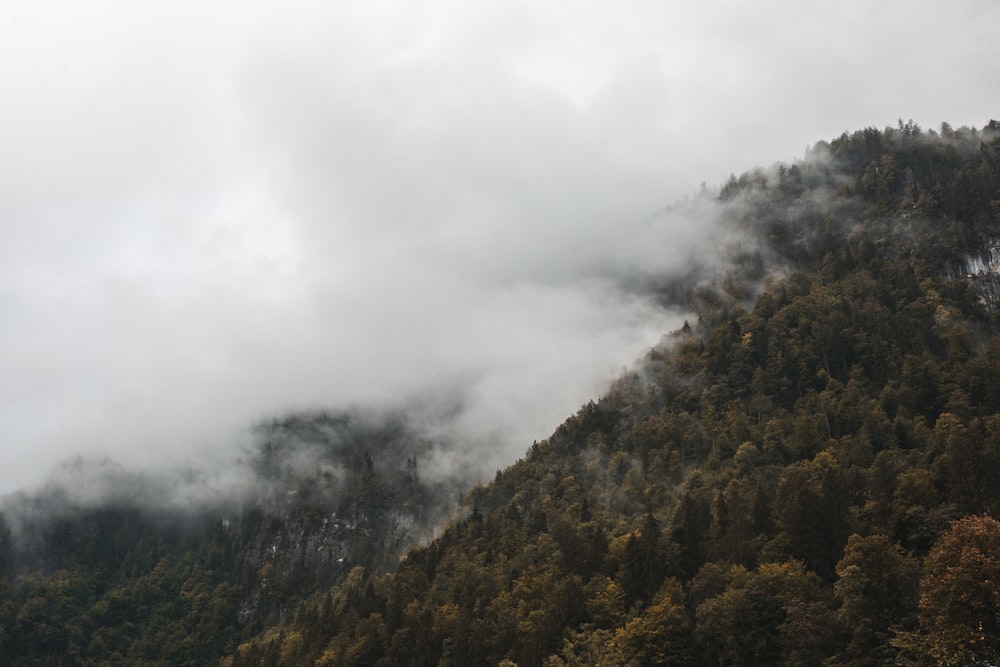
2,0,999,494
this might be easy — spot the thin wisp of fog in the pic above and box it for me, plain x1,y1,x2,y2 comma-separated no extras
1,0,999,496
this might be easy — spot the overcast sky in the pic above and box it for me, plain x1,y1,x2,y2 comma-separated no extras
2,0,999,494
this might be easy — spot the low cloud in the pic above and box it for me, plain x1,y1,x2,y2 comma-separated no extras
1,0,999,496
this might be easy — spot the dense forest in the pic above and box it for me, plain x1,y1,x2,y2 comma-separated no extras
3,119,1000,665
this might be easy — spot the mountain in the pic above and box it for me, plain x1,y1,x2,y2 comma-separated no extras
3,119,1000,666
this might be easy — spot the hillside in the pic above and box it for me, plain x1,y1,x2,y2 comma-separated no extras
3,120,1000,666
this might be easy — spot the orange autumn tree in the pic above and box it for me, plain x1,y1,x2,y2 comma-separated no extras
898,515,1000,665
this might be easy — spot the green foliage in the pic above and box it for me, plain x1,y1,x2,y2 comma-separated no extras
834,533,918,664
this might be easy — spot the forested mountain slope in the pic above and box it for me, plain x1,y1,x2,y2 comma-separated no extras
3,120,1000,666
0,412,467,665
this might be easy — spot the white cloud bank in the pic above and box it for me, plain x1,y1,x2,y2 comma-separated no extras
1,0,999,493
